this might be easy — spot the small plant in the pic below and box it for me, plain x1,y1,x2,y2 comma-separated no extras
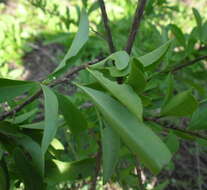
0,0,207,189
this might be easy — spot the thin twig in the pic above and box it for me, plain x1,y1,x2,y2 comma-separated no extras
0,91,42,121
98,0,115,53
90,26,107,41
90,148,102,190
164,125,207,141
0,57,103,121
146,116,207,140
195,143,202,190
171,55,207,73
147,55,207,81
125,0,147,55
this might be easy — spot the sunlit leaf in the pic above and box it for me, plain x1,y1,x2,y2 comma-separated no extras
46,158,95,184
51,138,64,150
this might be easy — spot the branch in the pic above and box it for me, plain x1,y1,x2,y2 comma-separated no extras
164,125,207,141
0,57,103,121
171,55,207,73
0,91,42,121
98,0,116,53
49,58,103,87
125,0,147,55
145,117,207,141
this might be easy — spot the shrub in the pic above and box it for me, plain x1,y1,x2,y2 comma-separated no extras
0,0,207,189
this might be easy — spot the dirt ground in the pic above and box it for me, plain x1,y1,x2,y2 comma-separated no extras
22,41,63,81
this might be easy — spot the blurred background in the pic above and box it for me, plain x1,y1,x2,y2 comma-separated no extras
0,0,206,81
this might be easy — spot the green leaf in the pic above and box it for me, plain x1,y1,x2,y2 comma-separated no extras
0,160,9,190
108,65,131,77
19,118,64,130
46,158,95,184
89,51,130,77
53,9,89,75
88,1,99,14
137,40,171,67
56,93,87,134
0,78,38,103
169,24,186,47
0,121,23,138
162,74,174,107
13,148,44,190
51,138,64,150
110,51,129,70
201,21,207,43
0,122,44,177
165,132,179,154
41,85,59,153
126,58,146,93
186,29,197,54
188,103,207,130
193,8,202,27
90,51,129,71
101,121,120,183
7,109,38,124
88,70,143,121
77,85,172,174
15,136,44,178
161,90,198,116
192,8,202,41
19,121,45,130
